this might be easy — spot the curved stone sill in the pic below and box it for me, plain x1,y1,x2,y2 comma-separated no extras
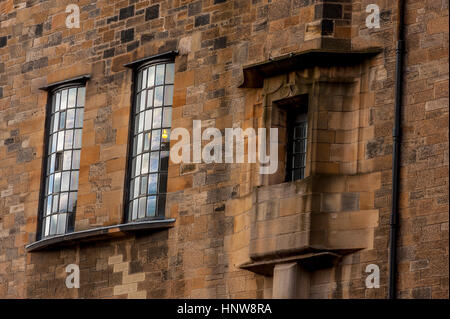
26,219,176,252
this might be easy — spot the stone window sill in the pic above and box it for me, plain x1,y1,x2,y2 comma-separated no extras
25,219,175,252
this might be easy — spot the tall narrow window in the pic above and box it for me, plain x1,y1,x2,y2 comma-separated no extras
286,108,308,181
127,61,174,221
41,85,85,237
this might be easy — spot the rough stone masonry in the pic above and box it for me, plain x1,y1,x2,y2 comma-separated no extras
0,0,448,298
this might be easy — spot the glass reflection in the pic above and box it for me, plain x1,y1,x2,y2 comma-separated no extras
128,62,173,221
42,85,85,238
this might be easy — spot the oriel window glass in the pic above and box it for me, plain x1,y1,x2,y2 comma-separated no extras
128,61,174,221
41,85,86,237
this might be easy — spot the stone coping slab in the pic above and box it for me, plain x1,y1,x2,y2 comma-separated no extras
239,47,383,88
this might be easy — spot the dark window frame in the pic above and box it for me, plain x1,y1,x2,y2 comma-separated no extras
37,77,89,240
276,95,308,183
285,109,308,182
123,52,177,223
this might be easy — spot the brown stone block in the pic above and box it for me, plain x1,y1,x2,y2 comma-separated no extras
341,192,359,211
172,117,194,130
313,162,340,175
428,47,448,61
359,192,375,210
115,127,129,145
167,175,193,192
328,111,358,130
109,170,126,189
0,0,13,15
342,95,358,112
277,214,302,235
14,232,27,247
276,231,309,252
100,145,127,161
215,114,233,130
334,26,351,39
113,282,138,296
316,210,378,232
3,214,14,229
112,107,130,128
47,64,91,85
168,163,180,177
330,143,357,162
358,154,392,173
256,200,278,221
413,89,434,104
319,94,344,112
112,54,132,73
179,215,194,225
16,85,31,98
427,16,449,35
407,48,429,65
77,192,96,207
193,215,208,233
51,12,67,31
203,99,220,112
88,93,108,110
174,70,194,88
347,173,381,192
305,20,322,41
80,145,100,166
80,129,95,147
359,126,374,142
433,80,449,99
315,130,335,143
249,238,277,258
335,129,357,143
303,192,319,213
194,66,213,86
320,193,341,213
101,189,123,207
254,216,276,241
173,88,186,108
279,196,302,217
425,97,449,112
103,30,115,42
315,143,330,162
184,250,204,269
106,157,126,173
19,117,44,135
340,162,356,177
327,229,373,250
284,15,300,28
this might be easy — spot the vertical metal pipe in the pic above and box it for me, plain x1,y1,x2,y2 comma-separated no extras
388,0,406,299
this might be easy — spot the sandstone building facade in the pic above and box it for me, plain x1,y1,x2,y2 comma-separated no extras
0,0,448,298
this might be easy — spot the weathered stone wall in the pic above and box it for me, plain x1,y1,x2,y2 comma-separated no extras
0,0,448,298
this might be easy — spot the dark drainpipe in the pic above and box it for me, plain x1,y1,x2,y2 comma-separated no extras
388,0,406,299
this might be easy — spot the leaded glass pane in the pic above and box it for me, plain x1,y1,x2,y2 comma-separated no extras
128,61,174,221
41,85,85,238
286,111,307,182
